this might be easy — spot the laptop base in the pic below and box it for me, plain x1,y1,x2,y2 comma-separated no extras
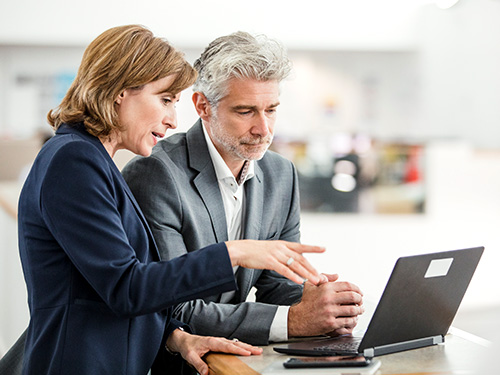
362,335,444,357
273,335,444,357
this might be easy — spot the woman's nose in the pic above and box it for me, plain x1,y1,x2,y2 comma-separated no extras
164,108,177,129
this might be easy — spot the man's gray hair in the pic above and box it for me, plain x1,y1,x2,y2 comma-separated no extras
193,31,292,106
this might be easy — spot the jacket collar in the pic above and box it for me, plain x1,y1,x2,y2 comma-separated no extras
185,119,264,242
56,122,111,161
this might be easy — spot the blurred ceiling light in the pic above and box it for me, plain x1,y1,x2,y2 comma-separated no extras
334,160,357,175
435,0,460,9
331,174,357,193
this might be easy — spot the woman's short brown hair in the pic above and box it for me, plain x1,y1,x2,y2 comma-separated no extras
48,25,197,137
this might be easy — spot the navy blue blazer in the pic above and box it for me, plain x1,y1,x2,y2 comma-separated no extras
17,123,237,375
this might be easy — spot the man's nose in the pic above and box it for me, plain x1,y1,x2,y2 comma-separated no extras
251,113,270,137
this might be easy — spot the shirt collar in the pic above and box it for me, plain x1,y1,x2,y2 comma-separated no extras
202,122,255,185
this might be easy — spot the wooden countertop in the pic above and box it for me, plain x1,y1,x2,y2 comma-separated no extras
205,329,490,375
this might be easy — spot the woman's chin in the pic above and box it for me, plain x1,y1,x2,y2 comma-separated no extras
135,147,153,157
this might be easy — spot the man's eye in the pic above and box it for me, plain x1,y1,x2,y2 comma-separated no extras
238,111,252,115
162,98,172,104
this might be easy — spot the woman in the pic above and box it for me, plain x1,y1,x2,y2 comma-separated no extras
17,25,325,375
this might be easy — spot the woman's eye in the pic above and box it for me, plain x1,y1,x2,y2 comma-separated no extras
162,98,172,105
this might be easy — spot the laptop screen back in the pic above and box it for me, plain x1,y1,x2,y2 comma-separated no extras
359,246,484,352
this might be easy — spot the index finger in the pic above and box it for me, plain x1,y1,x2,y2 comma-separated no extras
214,339,255,356
332,281,364,296
184,352,209,375
283,251,322,284
285,242,326,254
287,258,326,286
232,341,263,355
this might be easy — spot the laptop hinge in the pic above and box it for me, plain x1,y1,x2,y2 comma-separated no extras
362,335,444,357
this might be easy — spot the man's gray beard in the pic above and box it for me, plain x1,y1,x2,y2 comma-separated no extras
210,114,273,161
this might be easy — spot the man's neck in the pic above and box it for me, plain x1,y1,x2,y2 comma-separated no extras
224,158,246,180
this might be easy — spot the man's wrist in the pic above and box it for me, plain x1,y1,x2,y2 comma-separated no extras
287,303,304,337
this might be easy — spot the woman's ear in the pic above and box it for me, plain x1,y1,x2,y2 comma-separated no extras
115,91,126,105
192,92,212,121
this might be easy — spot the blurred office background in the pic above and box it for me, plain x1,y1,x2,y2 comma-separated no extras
1,0,500,356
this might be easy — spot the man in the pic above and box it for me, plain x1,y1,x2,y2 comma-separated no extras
122,31,364,345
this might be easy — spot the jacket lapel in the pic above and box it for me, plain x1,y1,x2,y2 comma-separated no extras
110,151,162,261
187,120,228,243
57,123,161,260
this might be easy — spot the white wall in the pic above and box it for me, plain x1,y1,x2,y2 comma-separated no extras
417,0,500,149
2,0,500,148
0,0,425,48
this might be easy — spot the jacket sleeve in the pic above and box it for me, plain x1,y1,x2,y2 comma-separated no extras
41,141,236,317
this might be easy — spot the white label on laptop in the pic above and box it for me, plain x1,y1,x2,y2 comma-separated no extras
425,258,453,278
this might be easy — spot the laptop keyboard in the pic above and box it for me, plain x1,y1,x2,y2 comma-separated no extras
313,340,360,353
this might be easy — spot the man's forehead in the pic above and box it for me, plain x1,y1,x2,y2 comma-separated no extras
225,77,279,88
221,78,280,104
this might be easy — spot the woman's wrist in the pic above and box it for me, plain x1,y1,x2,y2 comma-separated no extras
165,326,185,355
226,240,252,267
225,241,239,267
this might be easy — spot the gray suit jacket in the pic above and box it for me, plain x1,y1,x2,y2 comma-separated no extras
122,120,303,345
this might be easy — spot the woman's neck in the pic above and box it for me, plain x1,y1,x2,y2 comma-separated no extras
99,131,121,158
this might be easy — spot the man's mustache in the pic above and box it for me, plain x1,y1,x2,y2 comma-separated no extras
240,135,273,145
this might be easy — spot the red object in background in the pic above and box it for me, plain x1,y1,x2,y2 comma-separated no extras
404,146,421,183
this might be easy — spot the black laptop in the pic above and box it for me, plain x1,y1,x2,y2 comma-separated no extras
274,246,484,358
